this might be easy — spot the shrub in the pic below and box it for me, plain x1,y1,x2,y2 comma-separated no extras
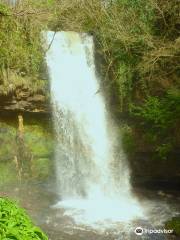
130,90,180,158
0,198,48,240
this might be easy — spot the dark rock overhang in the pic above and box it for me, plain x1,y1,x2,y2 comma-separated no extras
0,88,51,115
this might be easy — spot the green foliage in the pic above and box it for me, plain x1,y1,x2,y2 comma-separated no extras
165,217,180,236
130,96,171,128
156,143,173,160
0,0,179,157
130,91,180,158
52,0,179,122
0,198,48,240
0,3,10,16
0,7,42,74
1,0,178,104
0,1,47,95
120,124,135,154
130,92,180,129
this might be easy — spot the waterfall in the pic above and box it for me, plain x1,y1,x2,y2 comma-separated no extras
46,31,143,225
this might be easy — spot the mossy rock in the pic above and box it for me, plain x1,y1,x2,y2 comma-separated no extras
31,157,52,180
0,162,18,187
0,122,16,161
0,119,54,183
24,125,54,158
165,217,180,236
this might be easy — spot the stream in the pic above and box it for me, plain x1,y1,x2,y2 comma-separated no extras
1,182,179,240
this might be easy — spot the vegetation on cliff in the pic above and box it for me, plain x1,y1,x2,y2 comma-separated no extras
0,198,48,239
50,0,180,158
0,1,48,95
0,0,179,157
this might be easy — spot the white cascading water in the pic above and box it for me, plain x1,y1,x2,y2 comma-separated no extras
46,31,143,226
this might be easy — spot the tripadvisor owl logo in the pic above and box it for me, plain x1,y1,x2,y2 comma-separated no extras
135,227,143,235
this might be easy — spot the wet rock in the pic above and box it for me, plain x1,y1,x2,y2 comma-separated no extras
158,191,166,197
0,84,50,113
27,94,46,102
166,194,173,198
16,88,30,100
0,92,49,113
130,152,180,190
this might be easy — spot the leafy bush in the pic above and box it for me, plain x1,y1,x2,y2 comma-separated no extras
130,90,180,158
130,96,171,128
130,91,180,129
0,198,48,240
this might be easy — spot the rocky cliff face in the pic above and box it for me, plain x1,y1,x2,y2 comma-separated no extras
0,86,50,113
0,79,53,184
0,111,54,186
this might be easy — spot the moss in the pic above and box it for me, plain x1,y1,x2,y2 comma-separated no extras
0,118,54,183
24,124,54,158
0,122,16,160
31,158,52,180
0,162,18,186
